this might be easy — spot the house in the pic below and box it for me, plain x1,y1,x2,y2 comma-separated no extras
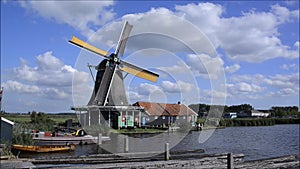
0,117,14,144
133,102,198,127
223,112,237,119
238,110,270,118
72,102,198,129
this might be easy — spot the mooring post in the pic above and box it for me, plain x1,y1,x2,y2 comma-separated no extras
227,153,233,169
124,135,129,153
97,133,102,153
98,133,102,145
165,143,170,161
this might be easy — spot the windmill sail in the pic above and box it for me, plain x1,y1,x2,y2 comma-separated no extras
120,60,159,82
69,36,109,58
115,22,133,56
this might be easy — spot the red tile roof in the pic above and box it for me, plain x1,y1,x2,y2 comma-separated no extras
133,102,169,116
133,102,197,116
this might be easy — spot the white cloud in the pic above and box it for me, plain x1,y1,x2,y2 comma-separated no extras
280,63,297,70
294,41,300,48
131,83,162,96
271,4,299,23
13,51,89,88
36,51,63,71
265,73,299,89
44,88,69,99
19,1,115,37
8,52,90,102
161,80,194,93
186,54,224,79
230,74,266,85
127,91,143,101
92,2,298,65
228,72,299,99
2,80,41,93
225,64,240,74
90,6,217,56
18,2,299,64
217,10,299,62
159,61,190,75
227,82,265,94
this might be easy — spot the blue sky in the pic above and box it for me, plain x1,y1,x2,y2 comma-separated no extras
1,1,299,113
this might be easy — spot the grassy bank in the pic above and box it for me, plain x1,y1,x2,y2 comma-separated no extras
219,118,299,127
2,114,77,124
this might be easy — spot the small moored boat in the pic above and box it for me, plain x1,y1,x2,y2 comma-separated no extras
12,144,75,153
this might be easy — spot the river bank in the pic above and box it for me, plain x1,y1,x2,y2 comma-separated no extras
219,117,299,127
1,153,299,169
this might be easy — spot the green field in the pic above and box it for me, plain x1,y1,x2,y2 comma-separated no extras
1,114,78,124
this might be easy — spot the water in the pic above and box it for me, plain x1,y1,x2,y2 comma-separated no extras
173,124,300,161
19,124,299,161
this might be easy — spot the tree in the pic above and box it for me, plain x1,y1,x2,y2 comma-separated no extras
29,111,55,131
30,111,37,123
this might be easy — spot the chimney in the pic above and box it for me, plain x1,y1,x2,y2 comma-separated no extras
178,101,181,105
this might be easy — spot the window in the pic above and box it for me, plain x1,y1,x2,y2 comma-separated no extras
154,116,158,119
176,116,179,120
162,116,165,119
183,116,186,119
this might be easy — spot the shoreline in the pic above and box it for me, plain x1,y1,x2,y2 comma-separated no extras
1,153,299,169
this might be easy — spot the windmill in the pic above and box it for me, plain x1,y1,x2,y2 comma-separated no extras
69,21,159,107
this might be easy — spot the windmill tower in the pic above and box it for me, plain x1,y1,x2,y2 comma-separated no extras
70,22,159,129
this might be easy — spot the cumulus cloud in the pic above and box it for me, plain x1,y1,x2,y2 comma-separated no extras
13,51,86,87
159,61,191,75
227,82,265,95
131,83,162,96
225,64,240,74
19,1,115,37
123,3,298,63
18,2,298,63
2,80,41,93
7,51,90,102
228,72,299,99
265,73,299,89
161,80,194,93
186,54,225,79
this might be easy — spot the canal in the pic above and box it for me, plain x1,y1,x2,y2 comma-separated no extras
19,124,299,161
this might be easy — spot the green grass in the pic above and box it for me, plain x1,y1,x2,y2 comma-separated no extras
2,115,31,123
2,114,78,124
48,115,78,124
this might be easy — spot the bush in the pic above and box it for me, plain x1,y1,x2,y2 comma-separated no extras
219,118,276,127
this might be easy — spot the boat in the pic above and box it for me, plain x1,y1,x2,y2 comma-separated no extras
32,129,110,145
12,144,75,153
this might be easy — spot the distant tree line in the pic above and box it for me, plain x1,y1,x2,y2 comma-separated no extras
271,106,299,117
189,103,299,118
189,103,253,117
